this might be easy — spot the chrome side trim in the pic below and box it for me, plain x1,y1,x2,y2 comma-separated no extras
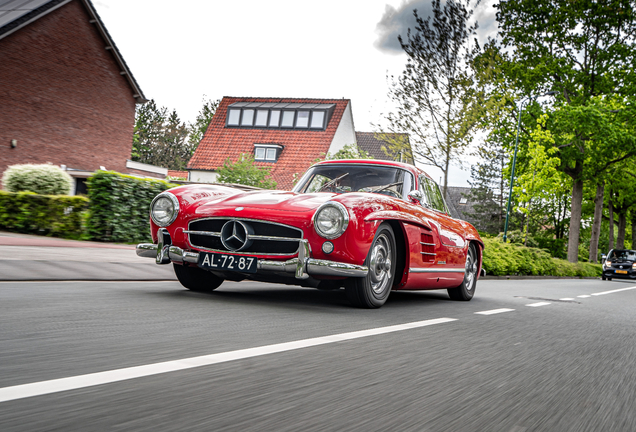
420,252,437,256
420,242,436,246
409,268,465,273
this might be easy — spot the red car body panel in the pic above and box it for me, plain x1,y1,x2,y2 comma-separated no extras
148,159,483,291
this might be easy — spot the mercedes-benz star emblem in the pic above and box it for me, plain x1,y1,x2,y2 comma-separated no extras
220,220,253,251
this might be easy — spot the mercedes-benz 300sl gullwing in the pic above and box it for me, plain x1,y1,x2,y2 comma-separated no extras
137,159,483,308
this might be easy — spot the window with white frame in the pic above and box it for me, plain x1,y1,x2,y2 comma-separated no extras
225,102,335,130
254,144,283,162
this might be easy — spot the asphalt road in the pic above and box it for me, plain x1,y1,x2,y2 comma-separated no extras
0,277,635,432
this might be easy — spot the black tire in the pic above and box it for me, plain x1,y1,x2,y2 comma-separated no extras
174,263,224,293
448,243,478,301
608,277,612,281
602,275,606,281
345,223,396,308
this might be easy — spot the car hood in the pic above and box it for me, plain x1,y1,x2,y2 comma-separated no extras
193,190,337,213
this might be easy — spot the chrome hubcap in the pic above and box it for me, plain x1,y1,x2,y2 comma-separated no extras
464,246,477,290
369,233,393,295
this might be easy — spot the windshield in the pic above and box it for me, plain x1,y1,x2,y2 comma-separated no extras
293,164,413,199
608,250,636,261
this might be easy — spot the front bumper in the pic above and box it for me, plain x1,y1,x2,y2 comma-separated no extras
136,233,368,280
602,268,636,279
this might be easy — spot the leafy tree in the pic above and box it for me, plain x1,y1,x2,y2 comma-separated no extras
326,143,373,160
383,0,482,197
132,98,219,171
188,97,219,149
131,100,191,170
492,0,636,262
216,154,277,189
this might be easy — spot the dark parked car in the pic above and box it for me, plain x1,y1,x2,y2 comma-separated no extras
601,249,636,280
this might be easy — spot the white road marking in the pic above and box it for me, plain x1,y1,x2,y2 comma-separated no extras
560,298,575,301
526,302,551,307
0,317,456,403
591,286,636,296
577,295,591,298
475,308,515,315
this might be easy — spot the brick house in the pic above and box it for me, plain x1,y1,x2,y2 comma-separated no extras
0,0,147,193
188,97,357,190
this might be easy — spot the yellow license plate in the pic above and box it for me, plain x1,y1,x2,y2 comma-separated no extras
615,270,628,274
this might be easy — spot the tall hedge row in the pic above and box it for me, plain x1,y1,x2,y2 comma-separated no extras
0,191,89,239
86,171,177,243
481,237,601,277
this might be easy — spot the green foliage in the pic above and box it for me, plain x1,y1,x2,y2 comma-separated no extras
482,237,601,277
326,143,373,160
188,97,219,149
86,171,178,243
384,0,482,196
132,100,192,171
216,154,277,189
0,191,88,239
2,164,73,195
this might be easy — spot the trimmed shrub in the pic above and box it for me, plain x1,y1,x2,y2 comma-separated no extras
2,164,74,195
86,171,178,243
482,237,602,277
0,191,89,239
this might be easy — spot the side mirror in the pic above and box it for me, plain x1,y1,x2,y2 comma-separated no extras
408,190,423,205
601,254,607,261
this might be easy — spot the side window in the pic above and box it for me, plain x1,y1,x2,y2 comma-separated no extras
429,180,449,213
419,177,447,213
402,172,414,200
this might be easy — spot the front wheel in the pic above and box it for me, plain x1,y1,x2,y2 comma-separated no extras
345,223,396,308
448,243,478,301
174,264,224,293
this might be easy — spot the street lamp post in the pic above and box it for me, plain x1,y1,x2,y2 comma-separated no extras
502,91,556,243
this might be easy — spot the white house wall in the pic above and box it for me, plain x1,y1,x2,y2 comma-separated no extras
326,101,356,156
189,170,219,183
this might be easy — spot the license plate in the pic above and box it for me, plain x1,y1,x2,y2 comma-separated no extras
615,270,628,274
198,252,257,273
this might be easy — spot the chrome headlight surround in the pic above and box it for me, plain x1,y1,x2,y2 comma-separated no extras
150,192,179,227
313,201,349,240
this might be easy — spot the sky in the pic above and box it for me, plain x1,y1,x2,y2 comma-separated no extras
93,0,498,187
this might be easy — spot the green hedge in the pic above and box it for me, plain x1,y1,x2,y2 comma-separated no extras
482,237,601,277
86,171,178,243
0,190,89,239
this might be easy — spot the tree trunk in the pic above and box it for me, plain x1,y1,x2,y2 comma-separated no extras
617,213,626,249
567,179,584,263
588,182,604,263
632,212,636,249
608,198,614,250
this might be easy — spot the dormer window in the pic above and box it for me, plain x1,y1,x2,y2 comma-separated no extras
254,144,283,162
226,102,335,130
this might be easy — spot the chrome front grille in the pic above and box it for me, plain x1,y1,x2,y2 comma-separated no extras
186,218,303,255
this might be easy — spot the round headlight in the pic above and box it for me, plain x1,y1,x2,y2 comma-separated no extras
150,192,179,227
313,202,349,239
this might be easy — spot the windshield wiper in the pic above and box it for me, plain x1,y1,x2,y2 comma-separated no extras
369,181,402,194
319,173,349,192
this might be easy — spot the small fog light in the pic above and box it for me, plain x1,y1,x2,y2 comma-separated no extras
322,241,334,254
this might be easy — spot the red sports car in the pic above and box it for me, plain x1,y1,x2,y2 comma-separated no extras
137,159,483,308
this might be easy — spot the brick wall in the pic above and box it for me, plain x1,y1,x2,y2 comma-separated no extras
0,0,137,178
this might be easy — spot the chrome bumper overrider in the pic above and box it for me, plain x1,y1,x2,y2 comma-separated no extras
136,235,367,279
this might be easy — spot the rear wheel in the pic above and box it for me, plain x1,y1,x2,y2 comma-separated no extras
345,223,396,308
448,243,478,301
174,264,224,293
